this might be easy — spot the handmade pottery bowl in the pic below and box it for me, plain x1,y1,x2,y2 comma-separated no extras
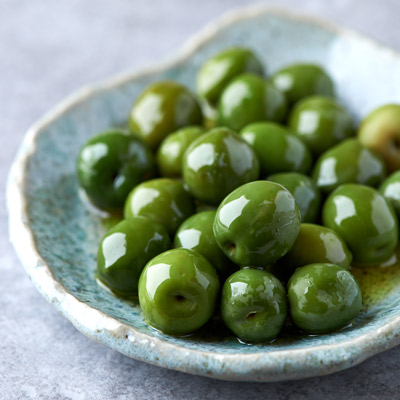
7,6,400,382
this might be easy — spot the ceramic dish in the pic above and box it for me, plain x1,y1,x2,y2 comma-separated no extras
7,6,400,382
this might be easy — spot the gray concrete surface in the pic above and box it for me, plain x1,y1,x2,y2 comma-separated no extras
2,0,400,398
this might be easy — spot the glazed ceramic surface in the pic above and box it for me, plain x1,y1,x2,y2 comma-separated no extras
7,6,400,382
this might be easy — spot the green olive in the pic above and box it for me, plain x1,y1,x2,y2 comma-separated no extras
240,122,312,176
213,181,301,266
97,217,170,296
124,178,195,236
138,248,219,335
288,263,362,334
129,81,203,150
182,127,260,206
358,104,400,172
218,73,287,131
174,211,237,279
76,130,154,211
322,184,398,265
312,138,386,194
197,47,264,105
221,268,287,342
288,96,354,156
267,172,321,223
271,63,334,106
156,126,205,177
277,223,352,281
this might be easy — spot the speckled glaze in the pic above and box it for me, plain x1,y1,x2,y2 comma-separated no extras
7,6,400,382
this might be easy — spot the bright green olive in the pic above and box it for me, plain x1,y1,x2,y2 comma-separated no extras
322,184,398,265
156,126,205,177
312,138,386,194
174,211,237,279
358,104,400,172
213,181,301,266
380,171,400,218
182,127,260,206
271,63,334,106
288,263,362,334
277,223,352,280
288,96,354,156
197,47,264,106
77,130,154,210
267,172,321,223
129,81,203,150
138,248,219,335
97,217,170,296
221,269,287,342
218,73,287,131
124,178,195,236
240,122,312,176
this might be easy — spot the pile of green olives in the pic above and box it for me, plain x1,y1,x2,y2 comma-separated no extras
77,46,400,344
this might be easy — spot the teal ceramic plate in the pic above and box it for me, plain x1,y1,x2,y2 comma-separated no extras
7,6,400,382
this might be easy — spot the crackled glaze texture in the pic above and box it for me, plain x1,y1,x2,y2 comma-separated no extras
8,7,400,382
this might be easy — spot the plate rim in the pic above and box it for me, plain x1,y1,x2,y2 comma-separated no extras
7,4,400,382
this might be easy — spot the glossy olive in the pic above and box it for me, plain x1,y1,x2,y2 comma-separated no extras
138,248,219,335
77,130,154,210
124,178,195,236
312,138,386,194
288,96,354,156
240,122,312,176
197,47,264,105
277,223,352,280
174,211,237,278
129,81,203,150
267,172,321,223
271,63,334,106
380,171,400,217
213,181,301,266
97,217,170,296
156,126,205,177
182,127,260,206
358,104,400,172
288,263,362,334
218,73,287,131
221,269,287,342
322,184,399,265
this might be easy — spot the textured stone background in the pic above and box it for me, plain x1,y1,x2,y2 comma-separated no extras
2,0,400,398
